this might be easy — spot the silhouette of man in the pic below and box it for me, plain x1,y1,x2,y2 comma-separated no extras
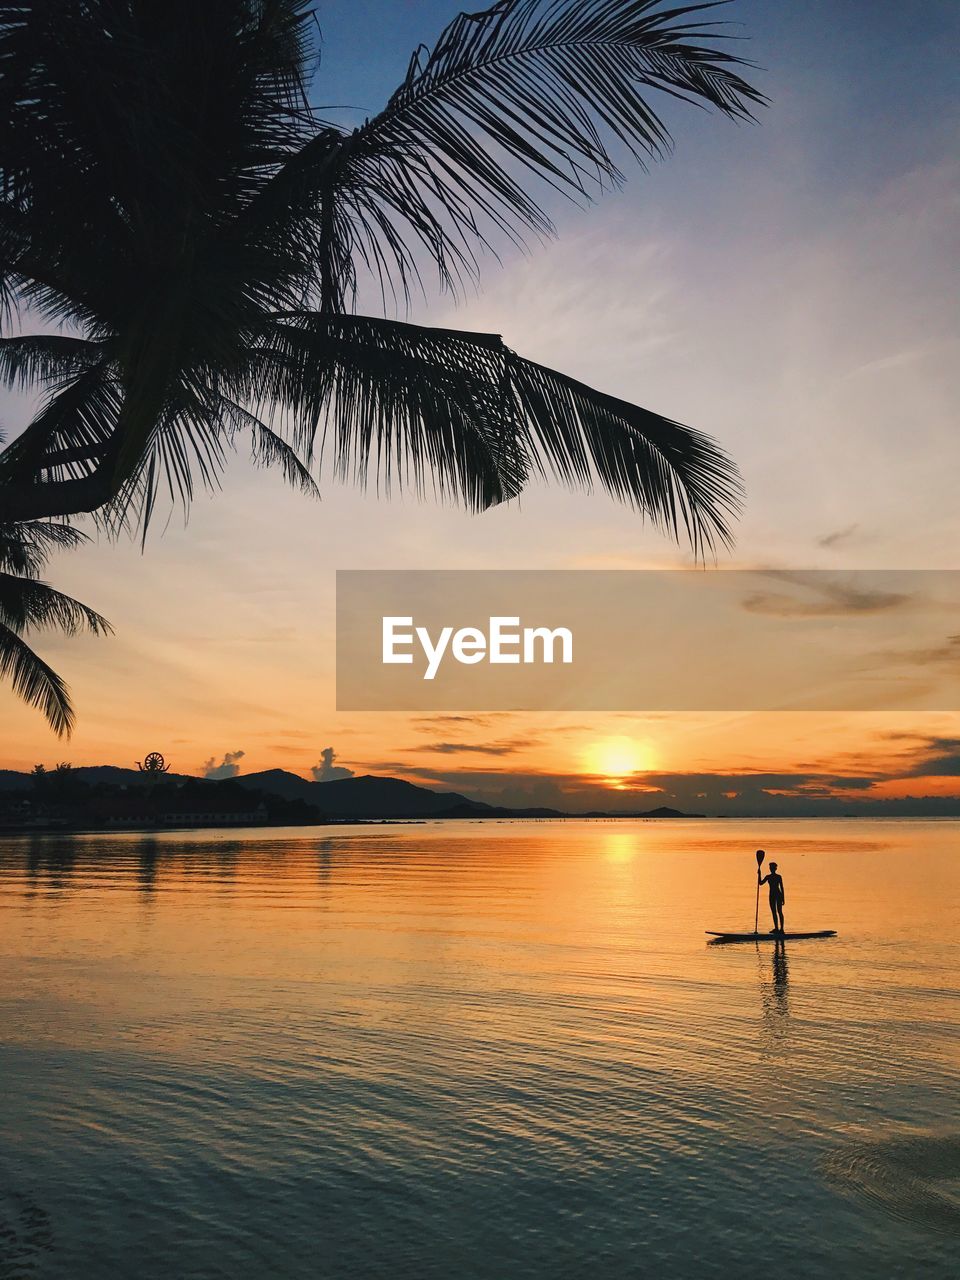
758,860,785,934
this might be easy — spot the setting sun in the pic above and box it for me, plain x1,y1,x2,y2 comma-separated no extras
584,736,657,784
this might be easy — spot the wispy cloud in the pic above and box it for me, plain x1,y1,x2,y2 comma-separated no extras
412,715,495,729
879,634,960,669
817,523,860,550
742,572,911,619
419,737,537,757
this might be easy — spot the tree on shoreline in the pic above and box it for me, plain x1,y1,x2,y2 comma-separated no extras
0,0,762,553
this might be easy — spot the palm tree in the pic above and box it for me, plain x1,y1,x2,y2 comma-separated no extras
0,516,111,735
0,0,763,553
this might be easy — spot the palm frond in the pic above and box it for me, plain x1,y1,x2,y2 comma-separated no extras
99,372,329,534
510,355,742,554
0,519,86,574
0,362,120,481
259,313,530,510
218,394,321,498
243,0,318,115
0,619,75,736
0,334,105,392
0,358,319,529
0,570,111,636
316,0,765,300
99,394,228,538
0,423,104,735
0,365,230,530
259,313,741,550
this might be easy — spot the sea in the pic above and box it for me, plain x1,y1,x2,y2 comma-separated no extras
0,818,957,1278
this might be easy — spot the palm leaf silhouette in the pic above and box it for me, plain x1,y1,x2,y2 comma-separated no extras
0,517,110,735
0,0,761,553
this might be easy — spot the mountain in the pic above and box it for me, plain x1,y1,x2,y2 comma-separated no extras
580,805,701,818
0,765,197,790
235,771,516,818
233,769,319,803
310,775,490,817
0,765,699,822
233,772,687,819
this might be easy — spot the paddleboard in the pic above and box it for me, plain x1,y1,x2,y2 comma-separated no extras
706,930,836,942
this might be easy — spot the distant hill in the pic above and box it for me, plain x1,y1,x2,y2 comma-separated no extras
580,805,702,819
0,765,701,822
235,771,529,818
0,765,198,790
309,774,490,817
0,765,195,792
232,771,701,819
232,769,319,803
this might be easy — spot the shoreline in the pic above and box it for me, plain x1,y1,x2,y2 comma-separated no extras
3,812,959,839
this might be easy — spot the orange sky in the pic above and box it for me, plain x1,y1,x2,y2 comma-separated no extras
2,7,959,813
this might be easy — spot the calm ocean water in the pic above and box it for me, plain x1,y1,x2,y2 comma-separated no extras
0,818,957,1278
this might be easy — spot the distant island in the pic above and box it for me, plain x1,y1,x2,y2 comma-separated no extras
0,765,705,833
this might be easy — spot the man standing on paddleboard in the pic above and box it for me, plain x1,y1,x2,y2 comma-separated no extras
758,859,785,935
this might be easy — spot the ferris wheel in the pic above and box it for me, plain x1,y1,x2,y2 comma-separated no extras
138,752,170,774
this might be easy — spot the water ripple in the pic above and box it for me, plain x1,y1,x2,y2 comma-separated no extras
0,818,957,1278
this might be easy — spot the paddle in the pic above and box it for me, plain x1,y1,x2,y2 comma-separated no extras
754,849,765,935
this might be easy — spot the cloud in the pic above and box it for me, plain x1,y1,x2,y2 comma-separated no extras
368,761,905,815
878,634,960,669
311,747,354,782
902,734,960,778
421,739,534,757
817,523,860,549
202,750,245,780
351,737,960,814
412,715,493,728
742,572,910,619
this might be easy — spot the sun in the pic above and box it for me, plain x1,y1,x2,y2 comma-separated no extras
583,736,656,786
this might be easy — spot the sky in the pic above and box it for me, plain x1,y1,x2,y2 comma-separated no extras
2,0,960,814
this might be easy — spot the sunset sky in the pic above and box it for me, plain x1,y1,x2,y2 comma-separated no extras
2,0,959,814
